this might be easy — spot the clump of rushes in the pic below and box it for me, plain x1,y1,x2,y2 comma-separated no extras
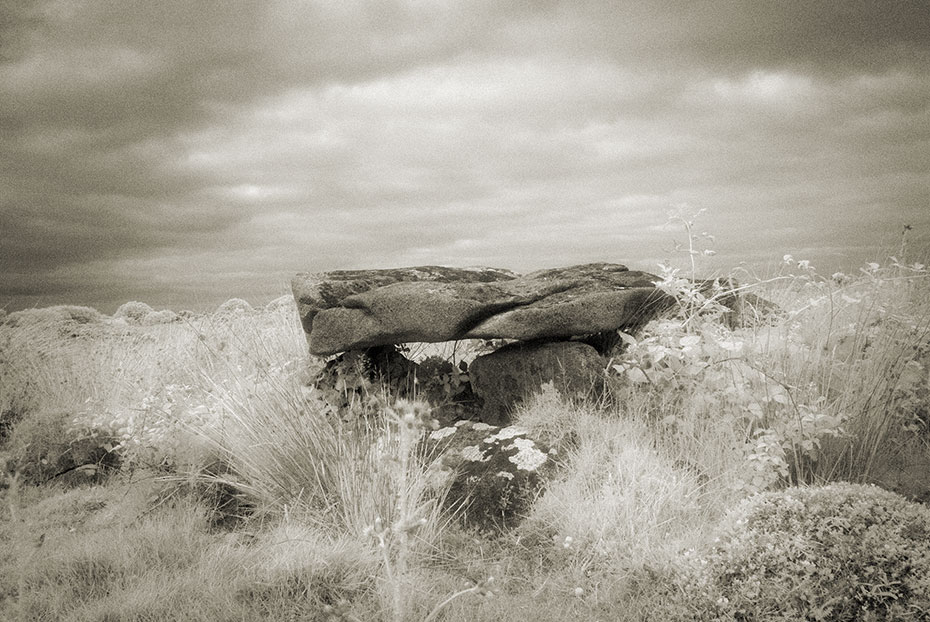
360,400,493,622
191,379,483,618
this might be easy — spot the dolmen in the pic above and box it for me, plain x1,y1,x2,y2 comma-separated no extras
291,262,776,530
291,262,674,422
292,262,676,531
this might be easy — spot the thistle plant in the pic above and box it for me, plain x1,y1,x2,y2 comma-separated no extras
658,205,728,326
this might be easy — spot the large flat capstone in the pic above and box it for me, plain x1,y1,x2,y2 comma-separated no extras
291,263,672,356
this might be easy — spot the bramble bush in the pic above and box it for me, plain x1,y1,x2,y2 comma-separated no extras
610,208,929,494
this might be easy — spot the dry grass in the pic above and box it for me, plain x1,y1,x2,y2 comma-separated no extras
1,475,384,621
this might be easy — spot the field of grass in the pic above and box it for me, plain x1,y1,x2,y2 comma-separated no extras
2,252,930,621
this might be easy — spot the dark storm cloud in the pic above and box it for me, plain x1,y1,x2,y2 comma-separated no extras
500,0,930,75
1,1,271,286
686,1,930,74
1,0,929,312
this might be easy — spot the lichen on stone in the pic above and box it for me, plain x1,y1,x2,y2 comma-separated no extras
428,426,457,441
460,445,488,462
485,426,527,444
507,438,548,471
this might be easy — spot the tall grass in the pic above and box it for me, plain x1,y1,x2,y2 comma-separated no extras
520,406,727,561
190,365,450,536
0,299,309,475
190,363,459,620
1,476,383,621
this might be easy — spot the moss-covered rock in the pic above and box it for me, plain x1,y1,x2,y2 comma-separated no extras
425,421,555,532
469,340,606,425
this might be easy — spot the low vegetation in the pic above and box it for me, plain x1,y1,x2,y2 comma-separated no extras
2,219,928,621
655,482,930,621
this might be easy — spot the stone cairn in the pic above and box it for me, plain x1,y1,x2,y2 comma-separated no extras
290,262,676,530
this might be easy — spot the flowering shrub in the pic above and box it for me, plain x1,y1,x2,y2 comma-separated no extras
663,483,930,621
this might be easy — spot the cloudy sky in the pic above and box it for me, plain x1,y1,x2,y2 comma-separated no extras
2,1,929,313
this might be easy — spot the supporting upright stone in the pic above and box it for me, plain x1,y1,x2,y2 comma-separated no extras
468,341,607,424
